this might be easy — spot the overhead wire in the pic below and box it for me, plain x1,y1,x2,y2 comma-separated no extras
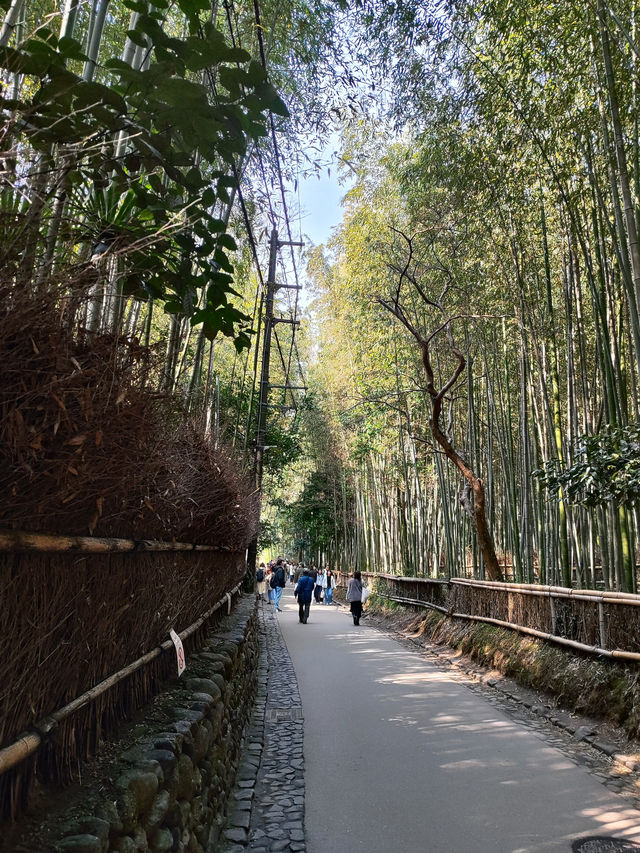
219,0,309,449
251,0,308,411
220,0,310,441
199,10,270,449
221,0,285,446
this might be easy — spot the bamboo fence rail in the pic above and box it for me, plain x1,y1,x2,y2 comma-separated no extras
0,581,243,777
0,526,250,822
337,572,640,663
0,528,234,553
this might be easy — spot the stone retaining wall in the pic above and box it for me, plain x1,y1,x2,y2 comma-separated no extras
51,595,259,853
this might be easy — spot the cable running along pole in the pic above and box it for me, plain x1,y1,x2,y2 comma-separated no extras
246,229,302,574
246,228,278,574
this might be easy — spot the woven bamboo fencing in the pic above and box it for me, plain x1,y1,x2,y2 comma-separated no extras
0,534,248,823
337,572,640,662
0,286,262,824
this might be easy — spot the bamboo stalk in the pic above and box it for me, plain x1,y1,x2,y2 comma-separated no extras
0,0,25,47
0,529,234,553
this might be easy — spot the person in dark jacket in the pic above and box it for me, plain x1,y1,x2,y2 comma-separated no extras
294,569,315,624
270,559,286,612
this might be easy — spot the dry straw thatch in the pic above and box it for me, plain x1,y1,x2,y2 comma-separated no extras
0,284,259,822
0,549,245,821
0,284,259,545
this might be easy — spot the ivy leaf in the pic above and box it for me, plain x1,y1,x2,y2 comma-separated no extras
254,81,290,117
217,233,237,251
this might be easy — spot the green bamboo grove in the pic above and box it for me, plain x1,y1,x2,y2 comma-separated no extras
4,0,640,592
270,0,640,593
0,0,344,478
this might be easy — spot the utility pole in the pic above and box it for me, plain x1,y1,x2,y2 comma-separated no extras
253,228,279,499
246,229,303,575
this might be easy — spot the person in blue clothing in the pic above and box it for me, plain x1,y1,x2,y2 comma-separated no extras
270,558,286,612
294,569,315,624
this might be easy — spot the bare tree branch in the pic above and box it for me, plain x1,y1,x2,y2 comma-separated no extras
377,229,503,581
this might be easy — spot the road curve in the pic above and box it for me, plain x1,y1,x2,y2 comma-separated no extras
277,588,640,853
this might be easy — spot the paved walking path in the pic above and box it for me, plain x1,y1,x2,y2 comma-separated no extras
223,589,640,853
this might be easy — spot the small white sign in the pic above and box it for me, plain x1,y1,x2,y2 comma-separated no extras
169,629,186,677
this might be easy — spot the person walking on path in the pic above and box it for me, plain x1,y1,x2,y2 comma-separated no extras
270,559,286,612
314,567,326,603
324,568,336,605
294,569,315,623
265,565,274,603
346,570,363,624
256,562,267,601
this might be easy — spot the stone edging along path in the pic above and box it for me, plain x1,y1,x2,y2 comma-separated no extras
6,595,261,853
218,601,305,853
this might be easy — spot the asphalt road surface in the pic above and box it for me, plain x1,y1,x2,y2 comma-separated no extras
277,588,640,853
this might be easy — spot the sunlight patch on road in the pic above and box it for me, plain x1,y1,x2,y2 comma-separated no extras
376,670,450,685
580,809,640,842
439,758,491,769
387,714,418,725
431,715,513,732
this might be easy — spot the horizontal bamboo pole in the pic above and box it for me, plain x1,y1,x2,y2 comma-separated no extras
0,734,42,775
0,528,233,554
453,585,640,607
374,573,449,585
0,582,243,776
451,577,640,603
374,573,640,606
451,613,613,656
379,591,640,663
385,594,449,615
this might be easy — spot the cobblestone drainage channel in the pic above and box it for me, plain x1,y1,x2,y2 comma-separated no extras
219,602,306,852
572,838,640,852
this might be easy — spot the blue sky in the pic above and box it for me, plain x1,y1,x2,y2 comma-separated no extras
296,166,347,247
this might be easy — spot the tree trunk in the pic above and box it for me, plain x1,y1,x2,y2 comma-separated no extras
424,344,503,581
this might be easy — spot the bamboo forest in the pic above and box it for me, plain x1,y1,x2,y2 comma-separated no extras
3,0,640,581
8,0,640,848
3,0,640,593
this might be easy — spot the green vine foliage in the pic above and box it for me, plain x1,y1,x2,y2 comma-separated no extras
534,426,640,508
0,0,288,348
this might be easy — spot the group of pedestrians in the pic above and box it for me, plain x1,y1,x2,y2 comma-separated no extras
255,557,288,610
255,558,366,626
309,566,336,604
292,566,337,623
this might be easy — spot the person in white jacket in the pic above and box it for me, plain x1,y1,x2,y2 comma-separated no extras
314,567,326,603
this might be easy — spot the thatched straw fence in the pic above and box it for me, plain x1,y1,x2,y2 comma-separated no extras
339,572,640,663
0,285,260,824
0,532,248,823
